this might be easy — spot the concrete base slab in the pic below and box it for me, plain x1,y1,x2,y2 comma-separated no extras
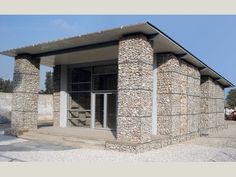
35,127,116,140
105,131,213,153
0,121,236,162
16,123,229,153
19,127,116,149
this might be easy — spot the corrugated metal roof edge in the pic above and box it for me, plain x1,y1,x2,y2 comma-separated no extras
146,21,234,88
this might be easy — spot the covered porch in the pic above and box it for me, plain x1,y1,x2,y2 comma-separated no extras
2,22,160,145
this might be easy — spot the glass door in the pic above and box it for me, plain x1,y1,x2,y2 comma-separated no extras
67,67,92,127
95,94,104,128
92,93,116,130
107,93,116,129
67,64,117,129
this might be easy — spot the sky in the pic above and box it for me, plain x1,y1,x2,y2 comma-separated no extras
0,15,235,93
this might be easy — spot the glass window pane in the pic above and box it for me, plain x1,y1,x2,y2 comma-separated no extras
70,92,91,110
93,74,117,91
71,83,91,91
71,67,91,83
68,110,91,127
93,65,117,74
70,93,79,109
71,84,79,91
95,94,104,128
107,94,117,129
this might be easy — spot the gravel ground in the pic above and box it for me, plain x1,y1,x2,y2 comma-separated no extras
1,122,236,162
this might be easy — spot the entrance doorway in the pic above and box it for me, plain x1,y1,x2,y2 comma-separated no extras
92,93,117,130
67,63,117,130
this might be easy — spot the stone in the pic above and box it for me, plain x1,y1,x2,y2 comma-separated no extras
13,73,39,93
14,55,40,74
180,115,188,135
157,53,180,73
9,55,40,135
12,92,38,112
200,76,225,133
118,35,153,65
157,116,172,136
117,34,153,143
156,53,201,138
157,94,172,116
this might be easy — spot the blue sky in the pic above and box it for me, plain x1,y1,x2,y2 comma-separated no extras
0,15,235,93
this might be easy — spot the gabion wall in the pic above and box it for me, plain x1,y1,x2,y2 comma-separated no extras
53,65,61,127
156,53,201,140
200,76,225,133
116,34,153,143
10,55,40,135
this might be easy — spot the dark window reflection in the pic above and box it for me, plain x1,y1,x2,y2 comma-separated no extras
93,74,117,91
70,92,91,110
71,67,91,83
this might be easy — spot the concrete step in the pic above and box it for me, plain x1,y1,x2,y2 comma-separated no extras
34,128,115,141
31,129,108,142
19,131,105,150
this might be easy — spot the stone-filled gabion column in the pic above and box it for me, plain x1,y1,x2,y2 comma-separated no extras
156,53,201,140
9,54,40,136
200,76,225,134
53,65,61,127
117,34,153,143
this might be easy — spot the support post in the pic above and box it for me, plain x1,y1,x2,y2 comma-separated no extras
117,34,154,143
7,54,40,136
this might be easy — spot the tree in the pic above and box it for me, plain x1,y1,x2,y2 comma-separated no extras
226,88,236,109
0,78,13,93
44,71,53,94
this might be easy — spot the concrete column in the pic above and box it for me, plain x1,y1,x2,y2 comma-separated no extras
8,54,40,136
152,55,158,135
60,65,67,127
117,34,153,143
53,65,61,127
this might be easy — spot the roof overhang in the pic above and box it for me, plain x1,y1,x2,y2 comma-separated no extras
0,22,234,88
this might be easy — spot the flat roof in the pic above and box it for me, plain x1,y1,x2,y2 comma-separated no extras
0,22,234,88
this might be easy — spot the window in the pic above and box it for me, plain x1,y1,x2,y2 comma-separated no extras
67,64,118,128
71,83,91,92
71,67,91,83
92,64,117,91
93,65,117,74
93,74,117,91
70,92,91,110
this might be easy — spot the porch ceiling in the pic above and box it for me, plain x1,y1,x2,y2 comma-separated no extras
0,22,234,88
40,45,119,66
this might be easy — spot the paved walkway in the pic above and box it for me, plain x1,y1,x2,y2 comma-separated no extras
0,122,236,162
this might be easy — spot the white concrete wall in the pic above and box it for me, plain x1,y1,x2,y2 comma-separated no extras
0,92,53,123
38,94,53,122
0,93,12,123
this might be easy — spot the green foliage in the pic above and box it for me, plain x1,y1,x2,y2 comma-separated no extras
226,88,236,109
44,71,53,94
0,78,13,93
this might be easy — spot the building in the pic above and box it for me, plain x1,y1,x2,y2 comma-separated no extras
0,22,234,152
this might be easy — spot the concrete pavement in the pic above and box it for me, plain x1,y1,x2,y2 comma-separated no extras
0,121,236,162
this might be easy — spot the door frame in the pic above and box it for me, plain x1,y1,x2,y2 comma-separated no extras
91,92,116,130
